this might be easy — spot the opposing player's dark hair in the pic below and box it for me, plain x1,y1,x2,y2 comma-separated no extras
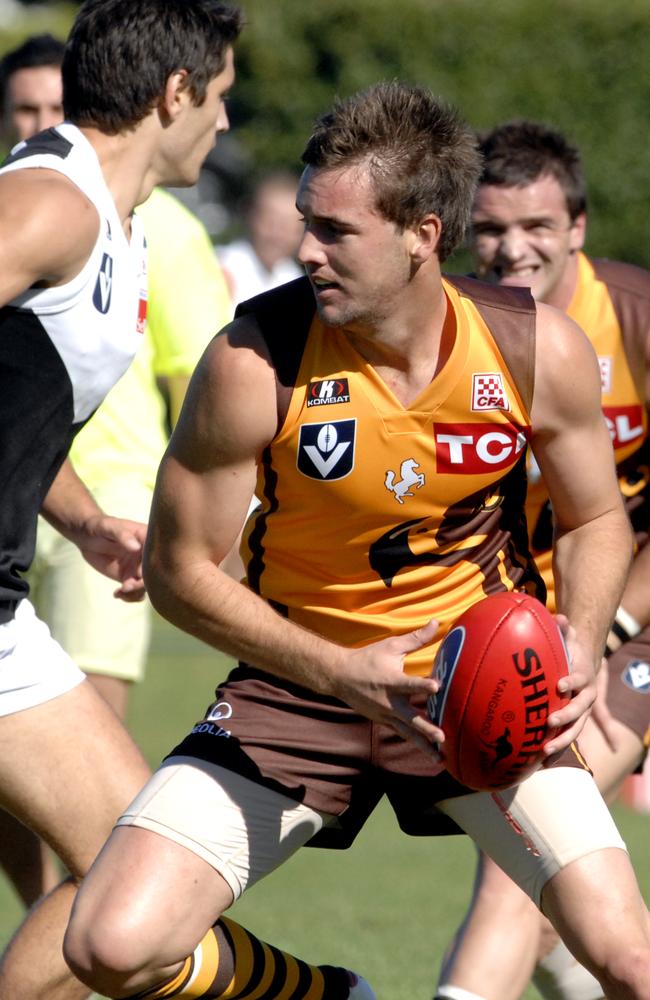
62,0,243,134
477,120,587,220
301,80,481,262
0,33,65,119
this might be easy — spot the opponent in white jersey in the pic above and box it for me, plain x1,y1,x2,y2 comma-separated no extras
0,4,242,999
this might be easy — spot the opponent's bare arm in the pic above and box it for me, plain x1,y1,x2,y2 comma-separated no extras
0,168,99,305
41,459,147,600
144,321,441,749
529,303,633,751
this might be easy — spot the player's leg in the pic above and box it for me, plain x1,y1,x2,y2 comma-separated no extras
439,765,650,999
530,708,647,1000
0,604,150,1000
64,759,373,999
434,848,540,1000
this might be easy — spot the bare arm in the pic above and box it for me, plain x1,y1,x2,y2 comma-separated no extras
529,303,633,751
144,321,441,749
41,460,147,600
0,169,99,305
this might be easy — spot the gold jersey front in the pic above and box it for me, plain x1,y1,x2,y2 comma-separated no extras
241,277,540,675
526,254,650,609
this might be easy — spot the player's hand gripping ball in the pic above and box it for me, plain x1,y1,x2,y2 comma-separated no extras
427,592,571,791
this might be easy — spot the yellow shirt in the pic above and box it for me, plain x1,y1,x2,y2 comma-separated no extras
70,187,231,492
526,252,650,609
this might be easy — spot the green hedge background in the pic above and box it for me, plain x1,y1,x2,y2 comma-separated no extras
2,0,649,266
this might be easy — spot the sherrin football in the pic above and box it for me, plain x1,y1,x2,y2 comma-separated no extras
427,592,571,791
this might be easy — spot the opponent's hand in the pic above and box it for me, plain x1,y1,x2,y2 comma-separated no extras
543,615,598,756
333,619,443,756
77,515,148,601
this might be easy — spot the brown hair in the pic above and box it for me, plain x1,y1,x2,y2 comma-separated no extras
301,81,481,262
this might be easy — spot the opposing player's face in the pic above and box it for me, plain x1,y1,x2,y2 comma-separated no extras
6,65,63,143
297,163,414,332
167,46,235,186
470,174,586,308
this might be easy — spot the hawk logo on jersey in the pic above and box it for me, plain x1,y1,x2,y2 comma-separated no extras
385,459,425,504
306,378,350,407
472,373,510,411
622,660,650,694
297,419,356,480
93,253,113,314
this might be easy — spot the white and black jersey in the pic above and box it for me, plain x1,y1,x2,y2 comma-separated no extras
0,123,147,623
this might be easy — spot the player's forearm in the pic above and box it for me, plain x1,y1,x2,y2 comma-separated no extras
144,545,348,696
40,459,104,541
552,507,633,662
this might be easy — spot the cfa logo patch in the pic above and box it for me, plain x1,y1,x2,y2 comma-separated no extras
622,660,650,694
297,419,355,480
307,378,350,407
472,372,510,411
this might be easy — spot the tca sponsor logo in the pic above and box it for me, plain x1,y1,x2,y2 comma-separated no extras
602,405,644,449
434,422,529,474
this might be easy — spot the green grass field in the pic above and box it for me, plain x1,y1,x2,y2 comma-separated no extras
1,614,648,999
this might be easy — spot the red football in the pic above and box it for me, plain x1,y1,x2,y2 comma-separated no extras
427,592,571,791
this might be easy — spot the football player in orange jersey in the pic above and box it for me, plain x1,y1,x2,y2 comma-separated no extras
435,121,650,1000
64,86,650,1000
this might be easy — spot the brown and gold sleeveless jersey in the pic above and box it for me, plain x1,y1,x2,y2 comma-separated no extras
239,275,541,675
527,253,650,609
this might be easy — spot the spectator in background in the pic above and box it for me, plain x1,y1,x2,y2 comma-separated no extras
0,32,64,147
217,169,303,307
0,29,233,914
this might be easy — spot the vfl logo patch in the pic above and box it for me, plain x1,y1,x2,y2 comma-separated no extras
622,660,650,694
385,458,425,504
427,626,465,729
297,419,355,480
93,253,113,314
472,373,510,411
307,378,350,407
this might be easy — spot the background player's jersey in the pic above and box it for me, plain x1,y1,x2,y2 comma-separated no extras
527,253,650,608
241,276,540,675
0,124,146,620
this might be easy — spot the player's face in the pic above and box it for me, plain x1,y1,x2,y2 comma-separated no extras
470,174,586,309
167,46,235,186
296,163,413,332
6,65,63,143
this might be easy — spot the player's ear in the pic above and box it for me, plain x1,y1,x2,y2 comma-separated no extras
160,69,190,123
408,213,442,264
569,212,587,252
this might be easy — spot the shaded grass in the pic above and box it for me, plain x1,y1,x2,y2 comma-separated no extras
1,614,648,999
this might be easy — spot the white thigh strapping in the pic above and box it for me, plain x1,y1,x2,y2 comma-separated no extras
0,599,85,715
438,767,626,906
115,755,332,901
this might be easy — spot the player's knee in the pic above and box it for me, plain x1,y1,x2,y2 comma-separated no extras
597,944,650,1000
64,904,162,994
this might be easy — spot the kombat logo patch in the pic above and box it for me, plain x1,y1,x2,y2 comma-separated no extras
622,660,650,694
306,378,351,407
297,419,356,480
472,372,510,411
